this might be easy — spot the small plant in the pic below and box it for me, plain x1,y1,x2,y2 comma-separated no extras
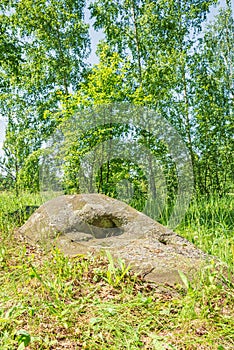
15,329,31,350
104,250,131,287
178,270,191,290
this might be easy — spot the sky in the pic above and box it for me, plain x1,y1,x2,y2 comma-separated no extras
0,0,233,157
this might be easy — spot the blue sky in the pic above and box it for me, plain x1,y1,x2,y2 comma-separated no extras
0,0,233,157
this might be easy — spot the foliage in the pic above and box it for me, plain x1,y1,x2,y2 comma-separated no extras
88,0,232,197
0,0,233,201
191,7,234,195
0,0,90,194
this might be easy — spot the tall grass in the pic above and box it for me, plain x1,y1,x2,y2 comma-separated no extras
144,194,233,270
176,195,234,270
0,191,43,234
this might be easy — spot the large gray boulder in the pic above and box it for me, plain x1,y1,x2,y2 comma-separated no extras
18,194,209,284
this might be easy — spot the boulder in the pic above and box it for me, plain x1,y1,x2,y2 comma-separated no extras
18,194,209,284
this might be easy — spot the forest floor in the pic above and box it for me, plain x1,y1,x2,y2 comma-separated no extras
0,192,233,349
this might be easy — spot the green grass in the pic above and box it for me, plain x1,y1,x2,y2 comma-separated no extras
0,192,233,349
176,195,234,272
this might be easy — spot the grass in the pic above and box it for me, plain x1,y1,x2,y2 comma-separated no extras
0,192,233,349
176,195,234,272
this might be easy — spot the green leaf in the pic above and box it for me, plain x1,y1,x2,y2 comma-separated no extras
178,270,190,289
16,329,31,348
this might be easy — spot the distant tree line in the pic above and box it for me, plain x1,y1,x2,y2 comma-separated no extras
0,0,233,204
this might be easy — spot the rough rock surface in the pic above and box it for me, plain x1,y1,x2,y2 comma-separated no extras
18,194,209,284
